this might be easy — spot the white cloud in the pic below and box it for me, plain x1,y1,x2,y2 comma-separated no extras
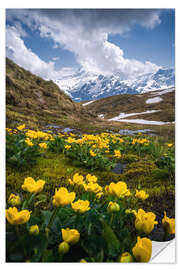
52,57,60,61
6,25,58,79
6,9,162,79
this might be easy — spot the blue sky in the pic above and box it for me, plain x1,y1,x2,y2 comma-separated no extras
108,10,175,68
6,9,175,79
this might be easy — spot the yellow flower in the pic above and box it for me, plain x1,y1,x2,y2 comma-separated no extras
119,252,133,262
107,181,130,198
132,236,152,262
61,228,80,245
125,209,134,214
83,182,102,194
162,211,175,234
22,177,45,193
72,173,84,185
25,137,34,147
80,259,87,262
66,137,76,143
29,224,39,236
135,190,149,200
17,124,25,131
6,207,31,225
64,144,71,150
89,150,96,157
168,143,173,148
114,150,121,158
58,241,70,254
71,200,90,213
107,201,120,213
8,193,21,206
133,209,158,234
68,179,74,185
86,174,97,183
39,142,47,149
96,192,104,199
53,187,75,207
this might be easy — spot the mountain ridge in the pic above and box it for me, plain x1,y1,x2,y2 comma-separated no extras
54,67,175,101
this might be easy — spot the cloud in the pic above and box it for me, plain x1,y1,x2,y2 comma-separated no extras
6,25,58,79
6,9,162,79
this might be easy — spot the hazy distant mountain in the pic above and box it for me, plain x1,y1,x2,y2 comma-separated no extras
54,68,175,101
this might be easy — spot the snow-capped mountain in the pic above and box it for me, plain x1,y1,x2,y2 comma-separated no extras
54,68,175,101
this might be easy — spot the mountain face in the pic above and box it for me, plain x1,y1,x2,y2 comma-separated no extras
54,68,175,101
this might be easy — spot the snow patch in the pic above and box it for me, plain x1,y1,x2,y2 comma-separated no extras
146,97,163,104
98,114,104,119
82,100,96,106
151,87,175,96
110,119,171,125
108,110,160,121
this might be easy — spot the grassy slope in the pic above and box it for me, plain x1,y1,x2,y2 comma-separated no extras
6,58,97,130
83,89,175,139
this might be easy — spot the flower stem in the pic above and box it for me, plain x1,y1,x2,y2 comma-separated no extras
21,193,35,210
47,207,59,230
15,225,19,236
110,213,114,226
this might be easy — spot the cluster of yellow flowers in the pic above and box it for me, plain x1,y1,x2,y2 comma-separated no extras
39,142,48,149
132,138,149,145
25,129,53,141
68,173,103,198
118,235,152,263
89,149,96,157
114,149,121,158
58,228,80,255
25,137,34,147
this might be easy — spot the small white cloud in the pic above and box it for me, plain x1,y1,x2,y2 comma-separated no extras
52,57,60,61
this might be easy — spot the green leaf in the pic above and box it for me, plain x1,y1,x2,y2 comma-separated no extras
102,220,121,256
42,249,55,262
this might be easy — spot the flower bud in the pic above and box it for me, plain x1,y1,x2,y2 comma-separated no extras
107,201,120,213
119,252,133,262
29,225,39,236
58,241,70,255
